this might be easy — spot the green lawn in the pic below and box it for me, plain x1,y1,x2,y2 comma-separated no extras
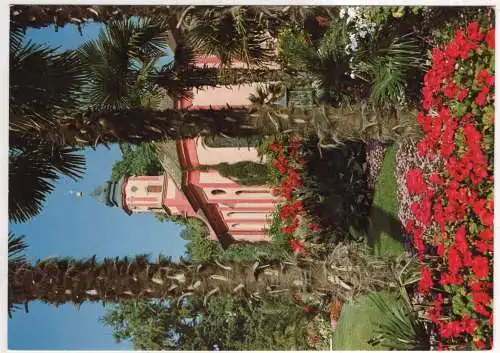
367,144,404,257
332,292,400,350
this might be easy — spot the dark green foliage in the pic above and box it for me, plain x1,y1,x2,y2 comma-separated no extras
199,161,268,186
181,218,289,264
300,140,372,247
110,143,163,181
102,295,313,350
101,300,200,350
196,295,312,350
185,7,274,69
77,17,169,111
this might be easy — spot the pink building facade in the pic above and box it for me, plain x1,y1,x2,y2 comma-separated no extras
92,55,280,245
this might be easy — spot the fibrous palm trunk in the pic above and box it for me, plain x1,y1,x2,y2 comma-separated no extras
175,67,287,88
10,107,258,148
10,5,172,30
8,256,329,311
9,248,400,312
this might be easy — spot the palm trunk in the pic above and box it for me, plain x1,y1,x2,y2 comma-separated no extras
10,5,172,30
189,67,287,86
9,256,330,310
10,107,261,148
9,243,402,313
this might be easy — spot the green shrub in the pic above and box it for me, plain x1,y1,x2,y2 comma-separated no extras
199,161,268,186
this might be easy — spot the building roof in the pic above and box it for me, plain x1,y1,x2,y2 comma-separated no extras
154,141,184,189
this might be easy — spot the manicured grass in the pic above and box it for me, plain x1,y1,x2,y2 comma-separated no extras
367,144,404,257
332,292,399,350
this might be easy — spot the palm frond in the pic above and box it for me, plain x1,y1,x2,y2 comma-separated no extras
186,7,274,69
8,232,28,266
10,31,85,120
9,142,86,223
78,17,167,111
367,292,429,350
353,34,425,107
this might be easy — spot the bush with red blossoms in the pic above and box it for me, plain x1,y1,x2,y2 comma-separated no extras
407,22,494,350
263,135,322,255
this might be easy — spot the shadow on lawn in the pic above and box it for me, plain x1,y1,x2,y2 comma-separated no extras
301,140,404,253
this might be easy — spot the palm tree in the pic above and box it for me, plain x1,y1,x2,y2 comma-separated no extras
155,43,287,95
8,241,404,313
8,233,28,317
77,16,171,111
9,27,86,223
179,6,275,70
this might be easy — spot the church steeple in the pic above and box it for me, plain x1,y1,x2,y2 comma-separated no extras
90,177,126,208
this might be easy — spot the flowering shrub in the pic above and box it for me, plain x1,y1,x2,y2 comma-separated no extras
262,135,323,255
407,22,494,350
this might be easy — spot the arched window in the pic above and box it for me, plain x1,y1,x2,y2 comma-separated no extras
211,189,226,195
147,185,162,193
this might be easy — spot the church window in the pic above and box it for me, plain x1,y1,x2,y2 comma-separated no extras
147,185,162,193
211,189,226,195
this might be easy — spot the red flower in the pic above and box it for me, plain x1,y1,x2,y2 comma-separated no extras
467,21,484,42
290,238,306,254
478,229,493,241
269,142,282,152
457,87,469,101
406,168,427,195
476,69,495,87
474,339,485,350
447,246,462,275
471,256,490,279
282,218,300,235
294,292,302,302
486,28,495,49
443,82,459,98
308,223,321,232
475,86,490,106
312,336,319,345
418,266,433,295
429,172,443,185
440,321,462,338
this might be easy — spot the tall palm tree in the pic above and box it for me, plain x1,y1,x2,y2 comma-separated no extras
8,242,402,313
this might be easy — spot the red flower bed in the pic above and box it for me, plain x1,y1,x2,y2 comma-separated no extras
407,22,494,350
265,135,321,254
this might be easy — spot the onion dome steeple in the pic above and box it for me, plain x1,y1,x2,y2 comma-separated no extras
90,177,126,208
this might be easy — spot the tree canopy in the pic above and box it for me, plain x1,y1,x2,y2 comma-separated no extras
110,143,164,181
102,295,315,350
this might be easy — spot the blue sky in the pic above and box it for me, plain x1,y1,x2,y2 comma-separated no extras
8,22,183,350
